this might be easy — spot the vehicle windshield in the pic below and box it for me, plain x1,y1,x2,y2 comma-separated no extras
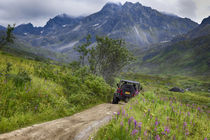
119,81,139,91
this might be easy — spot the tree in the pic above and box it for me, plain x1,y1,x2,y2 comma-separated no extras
74,34,91,66
88,36,135,85
0,24,15,49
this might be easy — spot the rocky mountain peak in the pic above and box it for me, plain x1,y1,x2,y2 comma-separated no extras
123,1,142,8
201,16,210,26
101,2,122,12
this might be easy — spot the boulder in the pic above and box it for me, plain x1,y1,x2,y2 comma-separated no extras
169,87,184,93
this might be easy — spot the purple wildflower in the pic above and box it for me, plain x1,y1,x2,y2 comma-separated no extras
138,122,142,130
131,129,138,136
197,107,201,111
173,135,176,140
122,110,125,115
204,138,207,140
183,122,187,128
161,131,166,135
134,120,137,128
155,121,159,126
120,121,123,127
155,135,160,140
164,126,170,134
144,130,147,136
128,118,132,126
117,111,120,116
185,129,189,136
187,112,190,117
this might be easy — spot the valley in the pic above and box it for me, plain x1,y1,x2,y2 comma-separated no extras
0,1,209,140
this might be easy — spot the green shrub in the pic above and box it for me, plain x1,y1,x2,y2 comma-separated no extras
12,69,31,88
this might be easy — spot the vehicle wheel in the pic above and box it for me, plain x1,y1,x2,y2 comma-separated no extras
124,98,129,103
112,97,119,104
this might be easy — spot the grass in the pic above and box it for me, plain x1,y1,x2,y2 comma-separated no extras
94,74,210,140
0,51,114,133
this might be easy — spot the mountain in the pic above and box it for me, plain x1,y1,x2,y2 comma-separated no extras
0,25,5,31
172,16,210,42
14,23,42,35
131,16,210,75
14,2,198,53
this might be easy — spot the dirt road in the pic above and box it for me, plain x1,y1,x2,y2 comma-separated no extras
0,103,124,140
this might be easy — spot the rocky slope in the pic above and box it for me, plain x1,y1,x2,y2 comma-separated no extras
10,2,198,53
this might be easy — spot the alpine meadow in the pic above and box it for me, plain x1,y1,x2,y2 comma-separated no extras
0,1,209,140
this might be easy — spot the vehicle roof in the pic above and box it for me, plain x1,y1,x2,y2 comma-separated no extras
120,79,140,84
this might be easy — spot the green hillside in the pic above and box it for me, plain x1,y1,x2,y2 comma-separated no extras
0,51,113,133
132,35,210,76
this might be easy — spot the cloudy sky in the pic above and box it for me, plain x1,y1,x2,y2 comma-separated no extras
0,0,209,27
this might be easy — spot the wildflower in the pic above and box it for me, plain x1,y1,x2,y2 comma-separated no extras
148,109,151,112
204,138,207,140
131,129,138,136
187,112,190,117
164,126,170,134
173,135,176,140
161,131,166,135
122,110,125,115
197,107,201,111
117,111,120,116
128,118,132,126
155,135,160,140
183,122,187,129
134,120,137,128
138,122,142,129
185,129,189,136
120,121,123,127
155,121,159,126
144,130,147,136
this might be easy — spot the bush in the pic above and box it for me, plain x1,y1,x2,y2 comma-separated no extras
12,69,31,88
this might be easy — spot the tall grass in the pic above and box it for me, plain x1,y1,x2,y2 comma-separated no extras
0,51,114,133
95,92,209,139
94,73,210,140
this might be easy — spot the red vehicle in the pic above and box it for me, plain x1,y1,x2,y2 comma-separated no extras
112,80,142,104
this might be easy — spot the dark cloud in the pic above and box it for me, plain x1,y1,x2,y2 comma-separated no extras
0,0,209,26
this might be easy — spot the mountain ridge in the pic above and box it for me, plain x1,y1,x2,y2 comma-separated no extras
8,1,198,53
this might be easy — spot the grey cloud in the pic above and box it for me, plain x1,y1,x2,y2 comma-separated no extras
0,0,110,26
177,0,197,18
0,0,209,26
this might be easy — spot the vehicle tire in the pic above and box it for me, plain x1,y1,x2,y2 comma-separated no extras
124,98,129,103
112,97,119,104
